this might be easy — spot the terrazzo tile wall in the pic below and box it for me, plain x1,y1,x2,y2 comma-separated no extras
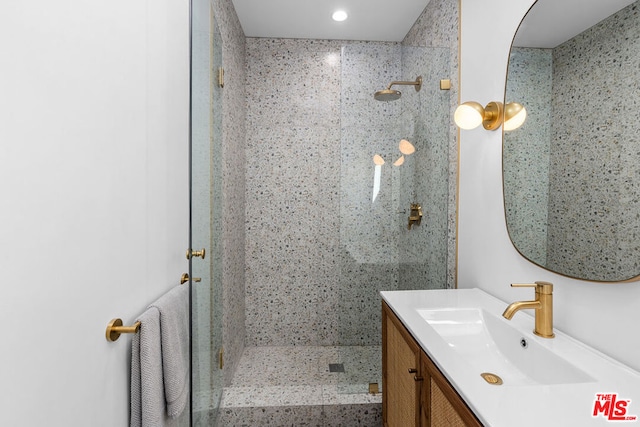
504,48,553,266
547,0,640,281
244,0,459,347
245,38,346,346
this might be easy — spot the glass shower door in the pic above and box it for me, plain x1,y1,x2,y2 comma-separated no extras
337,44,451,394
190,2,223,424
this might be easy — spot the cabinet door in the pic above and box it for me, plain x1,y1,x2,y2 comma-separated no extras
383,302,421,427
422,351,484,427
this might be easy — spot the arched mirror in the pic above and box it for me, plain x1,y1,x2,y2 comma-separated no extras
504,0,640,282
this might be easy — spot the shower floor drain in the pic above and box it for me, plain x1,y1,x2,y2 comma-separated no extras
329,363,345,373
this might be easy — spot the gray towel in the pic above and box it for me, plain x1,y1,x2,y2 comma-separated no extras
130,285,189,426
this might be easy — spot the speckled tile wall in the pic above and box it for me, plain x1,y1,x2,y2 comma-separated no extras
547,1,640,281
244,38,344,347
244,0,459,348
505,48,553,266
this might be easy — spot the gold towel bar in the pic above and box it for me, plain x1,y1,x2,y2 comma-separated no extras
106,318,141,342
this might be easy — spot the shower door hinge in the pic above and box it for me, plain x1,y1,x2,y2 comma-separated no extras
440,79,451,90
219,347,224,369
218,67,225,88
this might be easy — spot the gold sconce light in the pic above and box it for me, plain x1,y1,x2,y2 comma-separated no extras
503,102,527,131
454,101,526,131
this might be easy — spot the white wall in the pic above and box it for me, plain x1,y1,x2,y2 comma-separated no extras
458,0,640,372
0,0,189,425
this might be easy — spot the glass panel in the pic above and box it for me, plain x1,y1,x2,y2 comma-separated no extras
337,44,450,393
190,2,223,423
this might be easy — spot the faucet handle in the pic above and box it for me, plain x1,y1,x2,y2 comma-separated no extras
511,281,553,294
510,283,536,288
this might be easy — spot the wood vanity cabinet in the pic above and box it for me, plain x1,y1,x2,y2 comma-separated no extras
382,302,483,427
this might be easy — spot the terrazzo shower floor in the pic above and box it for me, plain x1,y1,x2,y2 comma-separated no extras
218,346,383,426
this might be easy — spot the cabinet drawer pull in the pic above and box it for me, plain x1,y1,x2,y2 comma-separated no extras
408,368,418,374
414,376,424,382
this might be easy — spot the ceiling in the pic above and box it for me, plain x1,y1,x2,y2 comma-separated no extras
231,0,431,42
232,0,637,47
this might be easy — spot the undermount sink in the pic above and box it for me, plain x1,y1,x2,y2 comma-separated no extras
417,308,594,386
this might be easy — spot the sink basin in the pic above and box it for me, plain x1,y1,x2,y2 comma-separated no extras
417,308,594,386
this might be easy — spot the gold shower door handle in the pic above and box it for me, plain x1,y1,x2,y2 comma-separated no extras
180,273,202,284
186,248,206,259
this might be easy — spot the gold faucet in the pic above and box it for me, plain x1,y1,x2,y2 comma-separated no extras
502,281,554,338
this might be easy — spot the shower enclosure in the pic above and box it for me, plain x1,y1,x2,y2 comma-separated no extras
188,7,455,425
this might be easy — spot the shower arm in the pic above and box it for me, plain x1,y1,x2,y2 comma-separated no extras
386,76,423,91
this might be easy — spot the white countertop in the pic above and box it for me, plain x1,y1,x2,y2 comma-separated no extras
381,288,640,426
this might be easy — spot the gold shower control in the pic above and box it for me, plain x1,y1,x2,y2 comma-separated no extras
407,203,423,230
186,248,206,259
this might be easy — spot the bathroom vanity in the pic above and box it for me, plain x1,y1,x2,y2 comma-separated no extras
381,289,640,426
382,300,481,426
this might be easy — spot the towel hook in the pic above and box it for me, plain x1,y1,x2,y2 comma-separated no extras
106,318,141,342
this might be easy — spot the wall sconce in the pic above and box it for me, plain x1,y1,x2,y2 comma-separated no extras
454,101,526,131
503,102,527,131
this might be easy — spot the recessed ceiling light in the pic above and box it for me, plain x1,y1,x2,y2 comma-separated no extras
332,10,348,22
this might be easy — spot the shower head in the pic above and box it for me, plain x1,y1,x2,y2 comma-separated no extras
374,89,402,101
374,76,422,102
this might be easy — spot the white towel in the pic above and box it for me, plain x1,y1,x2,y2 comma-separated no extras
130,285,189,427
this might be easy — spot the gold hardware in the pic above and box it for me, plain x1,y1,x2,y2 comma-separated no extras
219,347,224,369
218,67,224,88
481,372,503,385
440,79,451,90
454,101,503,130
455,100,527,131
503,281,555,338
186,248,206,259
503,102,527,131
408,203,423,230
374,76,422,101
368,383,379,394
180,273,201,284
105,318,141,342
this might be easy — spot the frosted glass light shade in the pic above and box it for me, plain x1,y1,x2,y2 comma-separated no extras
454,102,485,130
504,102,527,131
